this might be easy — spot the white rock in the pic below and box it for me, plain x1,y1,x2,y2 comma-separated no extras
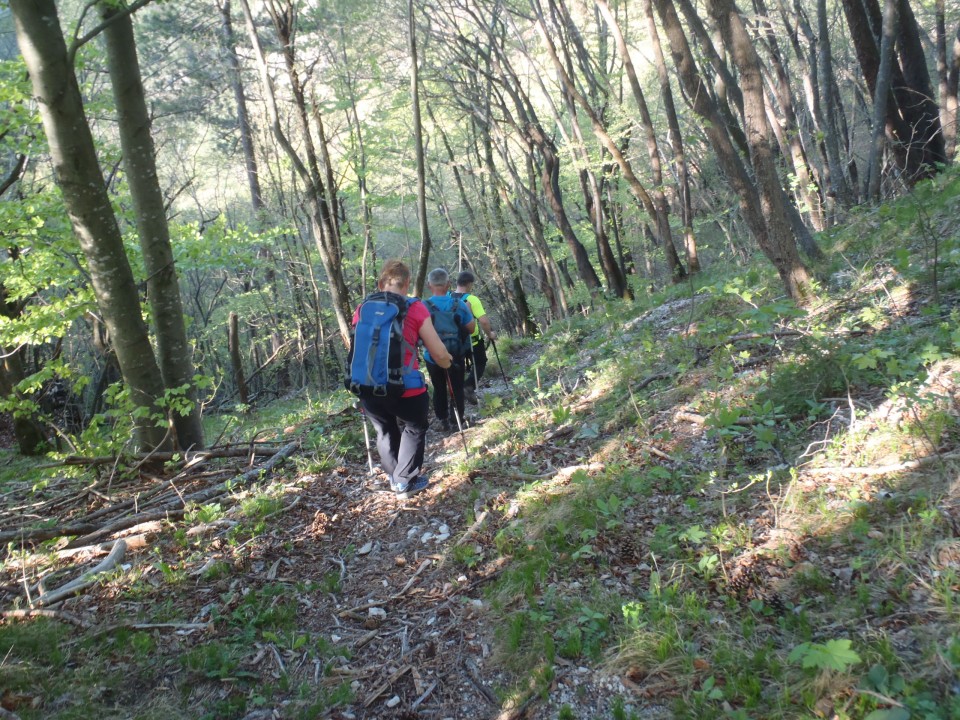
386,696,401,708
357,542,373,555
438,524,450,534
421,532,435,543
368,607,387,618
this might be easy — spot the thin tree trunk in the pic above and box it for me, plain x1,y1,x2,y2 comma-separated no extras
596,0,691,280
237,0,353,345
10,0,169,450
228,313,249,406
638,0,700,272
751,0,826,232
408,0,431,297
945,14,960,160
217,0,263,213
101,4,204,450
867,0,898,201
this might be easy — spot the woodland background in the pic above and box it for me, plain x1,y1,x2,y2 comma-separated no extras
0,0,956,456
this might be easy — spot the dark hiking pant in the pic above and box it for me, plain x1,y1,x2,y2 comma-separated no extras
361,391,429,488
465,340,487,389
426,360,466,423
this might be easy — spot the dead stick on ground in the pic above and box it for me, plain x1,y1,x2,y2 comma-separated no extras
338,558,433,617
33,539,127,608
2,609,91,628
453,510,489,548
0,442,298,547
411,680,437,710
801,450,960,476
83,621,210,639
362,663,412,707
463,658,499,707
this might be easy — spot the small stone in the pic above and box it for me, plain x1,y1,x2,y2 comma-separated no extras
368,607,387,618
357,542,373,555
385,695,400,708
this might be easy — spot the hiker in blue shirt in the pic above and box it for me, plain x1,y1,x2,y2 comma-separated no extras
423,268,475,433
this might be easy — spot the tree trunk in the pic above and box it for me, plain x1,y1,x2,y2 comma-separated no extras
639,0,700,272
708,0,812,300
655,0,811,301
408,0,432,297
228,312,249,406
867,0,898,201
751,0,826,232
217,0,263,213
942,9,959,160
237,0,353,345
540,0,632,297
10,0,169,450
101,4,205,450
841,0,947,183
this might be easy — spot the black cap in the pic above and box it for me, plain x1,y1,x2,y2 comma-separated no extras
456,270,475,285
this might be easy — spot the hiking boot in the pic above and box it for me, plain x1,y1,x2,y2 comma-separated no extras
464,387,478,405
395,475,430,500
440,418,452,433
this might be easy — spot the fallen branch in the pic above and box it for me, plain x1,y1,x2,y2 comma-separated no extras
454,510,489,548
46,444,284,468
338,558,434,617
800,450,960,477
33,539,127,607
1,608,91,628
362,663,412,707
85,621,210,639
61,441,299,549
462,658,499,707
0,443,297,547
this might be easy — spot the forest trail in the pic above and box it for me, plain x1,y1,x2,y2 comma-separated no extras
4,276,960,719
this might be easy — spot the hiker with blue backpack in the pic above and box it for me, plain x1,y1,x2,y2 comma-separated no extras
345,260,453,499
423,268,475,433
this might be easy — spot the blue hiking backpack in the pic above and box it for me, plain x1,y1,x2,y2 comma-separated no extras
425,295,471,359
345,291,425,398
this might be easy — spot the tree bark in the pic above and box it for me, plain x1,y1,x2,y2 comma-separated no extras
867,0,898,201
217,0,263,213
228,312,248,406
841,0,947,183
10,0,169,450
237,0,354,346
655,0,811,301
408,0,432,297
638,0,700,272
101,3,204,450
707,0,812,300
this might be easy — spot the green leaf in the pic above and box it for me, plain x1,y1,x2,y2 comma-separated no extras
864,709,909,720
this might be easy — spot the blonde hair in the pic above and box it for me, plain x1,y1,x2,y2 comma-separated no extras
377,259,411,290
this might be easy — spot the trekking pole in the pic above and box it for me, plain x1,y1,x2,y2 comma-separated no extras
355,401,375,474
444,368,470,455
490,338,509,385
468,341,480,392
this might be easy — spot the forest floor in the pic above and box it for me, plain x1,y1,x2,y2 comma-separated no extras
3,186,960,719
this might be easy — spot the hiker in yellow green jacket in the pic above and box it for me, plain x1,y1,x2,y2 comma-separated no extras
453,270,497,405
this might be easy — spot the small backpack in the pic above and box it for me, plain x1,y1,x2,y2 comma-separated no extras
425,296,471,359
345,291,424,398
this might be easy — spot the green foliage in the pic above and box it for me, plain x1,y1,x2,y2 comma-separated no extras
788,639,861,673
